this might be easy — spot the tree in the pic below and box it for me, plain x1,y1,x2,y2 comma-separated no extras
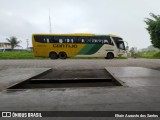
129,47,137,58
6,36,21,49
144,13,160,49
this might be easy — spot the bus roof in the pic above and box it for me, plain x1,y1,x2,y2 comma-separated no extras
32,33,122,38
107,34,122,38
32,33,94,36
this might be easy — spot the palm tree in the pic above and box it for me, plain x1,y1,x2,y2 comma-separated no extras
6,36,21,49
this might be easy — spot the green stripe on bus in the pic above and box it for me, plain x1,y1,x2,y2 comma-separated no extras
85,44,103,55
78,44,103,55
78,44,95,55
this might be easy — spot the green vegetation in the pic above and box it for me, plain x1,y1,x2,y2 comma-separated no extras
0,51,127,59
0,51,47,59
145,13,160,49
129,47,137,58
137,50,160,59
153,52,160,58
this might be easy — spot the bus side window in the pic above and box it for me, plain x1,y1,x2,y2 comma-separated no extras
92,39,97,44
49,37,54,43
40,36,44,43
78,37,84,43
59,39,63,43
86,37,91,43
61,37,66,43
43,38,46,43
65,37,71,43
93,37,100,44
78,37,86,43
47,38,50,43
43,37,49,43
104,39,109,44
82,38,86,43
66,38,70,43
86,40,90,43
97,39,103,44
71,39,74,43
91,37,96,44
93,37,102,44
53,36,59,43
94,40,96,44
73,37,78,43
70,37,77,43
103,36,112,44
106,36,114,45
81,39,85,43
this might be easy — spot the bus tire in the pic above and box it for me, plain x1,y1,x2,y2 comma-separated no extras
59,52,67,59
49,52,58,59
106,52,114,59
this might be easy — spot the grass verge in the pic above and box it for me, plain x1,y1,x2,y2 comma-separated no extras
0,51,47,59
137,50,160,59
0,51,128,59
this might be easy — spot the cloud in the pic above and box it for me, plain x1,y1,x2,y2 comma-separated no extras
0,0,160,49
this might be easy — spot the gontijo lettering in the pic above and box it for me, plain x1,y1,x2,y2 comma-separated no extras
53,44,77,48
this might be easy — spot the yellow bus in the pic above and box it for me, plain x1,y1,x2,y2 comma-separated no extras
32,33,128,59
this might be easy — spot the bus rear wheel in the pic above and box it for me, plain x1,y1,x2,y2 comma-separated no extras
59,52,67,59
106,53,114,59
49,52,58,59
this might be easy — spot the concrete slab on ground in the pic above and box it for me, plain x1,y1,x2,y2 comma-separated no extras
0,68,51,91
105,67,160,87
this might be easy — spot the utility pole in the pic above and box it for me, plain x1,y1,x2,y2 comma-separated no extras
26,39,29,49
49,9,52,33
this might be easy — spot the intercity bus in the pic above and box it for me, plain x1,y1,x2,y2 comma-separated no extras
32,33,128,59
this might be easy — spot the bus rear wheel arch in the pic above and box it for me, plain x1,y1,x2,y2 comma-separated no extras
59,52,67,59
49,52,58,59
106,52,114,59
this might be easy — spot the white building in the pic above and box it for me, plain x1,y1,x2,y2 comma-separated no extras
0,35,11,49
0,42,11,49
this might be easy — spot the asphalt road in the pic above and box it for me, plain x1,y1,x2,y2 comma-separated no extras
0,58,160,70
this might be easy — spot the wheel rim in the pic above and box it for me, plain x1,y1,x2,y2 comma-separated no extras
59,52,67,59
107,53,113,59
50,53,57,59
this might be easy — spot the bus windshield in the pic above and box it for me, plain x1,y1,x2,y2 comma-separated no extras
116,41,125,50
112,37,125,50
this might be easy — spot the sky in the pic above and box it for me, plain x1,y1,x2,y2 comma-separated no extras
0,0,160,49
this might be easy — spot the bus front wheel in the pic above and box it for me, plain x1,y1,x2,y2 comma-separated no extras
49,52,58,59
106,53,114,59
59,52,67,59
